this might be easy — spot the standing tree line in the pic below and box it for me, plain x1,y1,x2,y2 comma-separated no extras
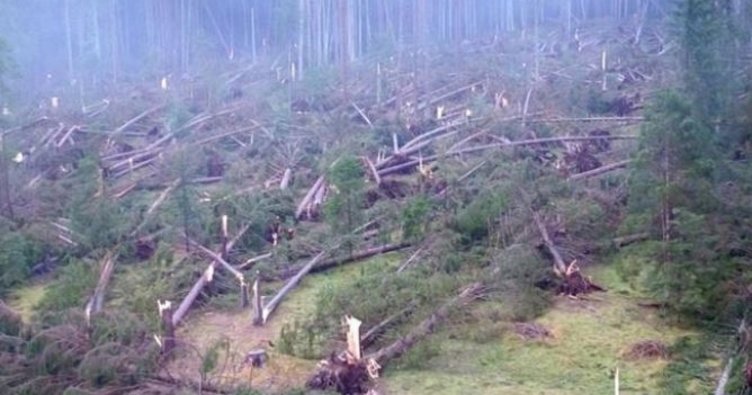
5,0,745,91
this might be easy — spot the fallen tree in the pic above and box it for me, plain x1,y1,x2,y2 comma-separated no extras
279,243,411,279
532,209,604,296
172,224,250,326
307,283,485,394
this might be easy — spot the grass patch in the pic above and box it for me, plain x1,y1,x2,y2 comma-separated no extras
8,282,47,322
384,264,714,395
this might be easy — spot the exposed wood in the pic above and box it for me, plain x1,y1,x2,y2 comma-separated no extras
352,103,373,128
396,247,424,273
280,243,411,279
236,252,273,270
172,224,250,326
345,315,363,360
295,176,325,219
157,300,175,355
85,250,119,315
130,178,180,237
252,274,263,326
111,104,166,136
262,251,327,323
280,168,293,190
531,210,568,274
363,156,381,185
188,240,244,281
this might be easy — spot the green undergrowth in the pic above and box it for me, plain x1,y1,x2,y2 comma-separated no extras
7,281,47,322
383,262,718,395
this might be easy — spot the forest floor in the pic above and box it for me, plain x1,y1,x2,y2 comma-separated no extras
164,252,717,394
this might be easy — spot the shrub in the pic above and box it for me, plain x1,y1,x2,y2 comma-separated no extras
0,232,42,293
37,259,97,313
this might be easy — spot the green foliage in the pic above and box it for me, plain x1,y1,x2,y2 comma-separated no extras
659,335,716,394
324,156,365,252
311,261,460,347
392,340,443,371
0,232,42,294
401,196,431,241
36,259,97,313
453,190,507,243
0,310,158,394
674,0,735,121
68,158,127,251
277,320,320,359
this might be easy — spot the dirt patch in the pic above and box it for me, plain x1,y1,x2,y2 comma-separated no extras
165,307,316,393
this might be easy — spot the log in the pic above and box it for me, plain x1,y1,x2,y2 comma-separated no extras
295,176,325,219
172,224,250,326
235,252,273,270
111,104,166,136
261,251,326,324
567,160,632,181
252,275,263,326
377,135,637,177
85,250,119,316
188,240,244,281
280,243,411,279
130,178,180,237
396,247,424,273
361,306,413,349
352,103,373,128
531,210,568,274
280,168,293,190
368,282,484,366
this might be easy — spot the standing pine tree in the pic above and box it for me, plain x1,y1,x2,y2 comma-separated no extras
324,156,364,255
675,0,735,122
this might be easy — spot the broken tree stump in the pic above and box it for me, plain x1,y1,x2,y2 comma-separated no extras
252,274,263,326
240,278,249,308
158,300,175,355
244,349,268,368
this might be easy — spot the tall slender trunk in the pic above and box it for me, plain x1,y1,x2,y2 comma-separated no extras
64,0,75,82
0,136,13,221
298,0,305,80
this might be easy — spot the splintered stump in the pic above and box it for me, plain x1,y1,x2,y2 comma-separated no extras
557,262,606,297
158,300,175,355
308,283,484,394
